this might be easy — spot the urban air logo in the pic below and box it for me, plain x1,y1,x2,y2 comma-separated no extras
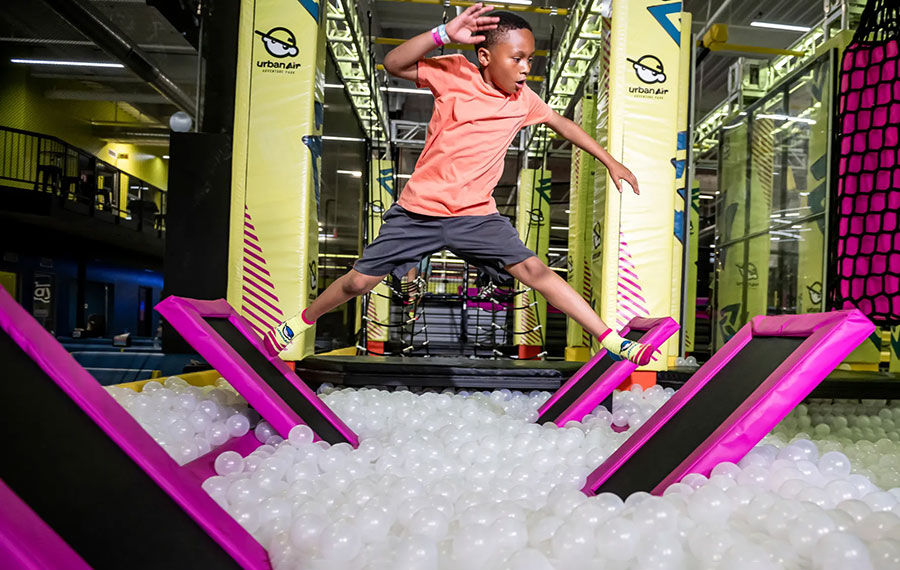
308,260,318,293
528,208,545,226
627,55,670,98
591,221,603,261
255,27,302,74
736,262,759,287
807,281,823,306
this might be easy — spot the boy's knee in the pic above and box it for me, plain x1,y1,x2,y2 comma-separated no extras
344,272,380,295
508,256,546,282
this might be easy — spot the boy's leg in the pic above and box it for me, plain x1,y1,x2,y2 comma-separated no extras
504,256,657,366
262,269,385,357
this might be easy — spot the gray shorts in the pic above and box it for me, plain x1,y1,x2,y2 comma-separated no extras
353,204,536,280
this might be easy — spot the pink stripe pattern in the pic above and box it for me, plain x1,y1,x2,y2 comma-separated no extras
616,232,650,329
242,206,284,337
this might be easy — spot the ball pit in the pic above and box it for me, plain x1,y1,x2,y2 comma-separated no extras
113,377,900,569
106,376,255,465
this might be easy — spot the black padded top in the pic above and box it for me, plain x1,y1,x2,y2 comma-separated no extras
299,355,584,376
204,317,349,445
595,336,806,498
537,329,646,423
0,330,243,569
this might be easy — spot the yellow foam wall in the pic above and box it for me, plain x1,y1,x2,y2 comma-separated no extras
684,178,700,352
601,0,683,370
365,159,395,343
515,168,551,347
590,22,611,357
669,12,691,357
566,94,596,359
228,0,326,359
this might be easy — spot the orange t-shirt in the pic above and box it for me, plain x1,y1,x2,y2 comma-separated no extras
397,54,554,217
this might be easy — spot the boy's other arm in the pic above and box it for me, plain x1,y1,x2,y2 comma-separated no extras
382,32,440,82
545,111,641,195
382,3,499,83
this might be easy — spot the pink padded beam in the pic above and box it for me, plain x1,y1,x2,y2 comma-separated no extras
0,288,270,569
537,317,679,426
155,296,358,447
583,310,874,497
0,480,91,570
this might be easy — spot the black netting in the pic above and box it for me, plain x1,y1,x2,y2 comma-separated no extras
828,0,900,325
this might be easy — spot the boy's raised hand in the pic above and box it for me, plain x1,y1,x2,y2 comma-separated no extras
608,161,641,195
445,3,500,44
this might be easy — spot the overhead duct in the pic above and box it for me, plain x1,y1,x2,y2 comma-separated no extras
41,0,196,118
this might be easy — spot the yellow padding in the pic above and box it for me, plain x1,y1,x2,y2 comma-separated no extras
316,346,358,356
564,346,591,362
114,369,222,392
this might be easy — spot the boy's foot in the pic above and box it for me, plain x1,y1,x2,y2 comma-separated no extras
608,339,657,366
262,310,314,358
598,329,657,366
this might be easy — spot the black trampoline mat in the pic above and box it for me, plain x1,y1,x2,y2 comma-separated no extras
204,317,348,445
0,330,243,569
596,336,806,498
537,329,646,423
299,355,584,375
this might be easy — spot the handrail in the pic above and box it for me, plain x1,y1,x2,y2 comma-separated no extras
0,125,167,236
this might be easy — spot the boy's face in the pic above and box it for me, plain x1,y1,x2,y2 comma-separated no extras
478,28,535,95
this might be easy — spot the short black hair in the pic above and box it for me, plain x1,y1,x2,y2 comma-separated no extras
475,12,533,53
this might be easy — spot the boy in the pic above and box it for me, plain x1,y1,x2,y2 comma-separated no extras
264,4,656,366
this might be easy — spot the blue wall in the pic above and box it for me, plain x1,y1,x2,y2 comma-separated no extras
0,254,162,337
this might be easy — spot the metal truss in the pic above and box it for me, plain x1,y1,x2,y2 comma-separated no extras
693,0,865,155
326,0,389,142
391,121,429,148
527,0,608,156
393,120,528,153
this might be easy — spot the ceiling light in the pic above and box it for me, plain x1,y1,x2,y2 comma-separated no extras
381,87,432,95
11,58,124,68
550,226,569,230
756,113,816,125
485,0,533,5
750,22,811,33
324,83,344,89
547,247,568,252
396,174,412,179
162,155,170,159
322,135,366,142
337,169,362,177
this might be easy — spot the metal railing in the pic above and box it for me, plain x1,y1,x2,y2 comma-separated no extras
0,126,166,236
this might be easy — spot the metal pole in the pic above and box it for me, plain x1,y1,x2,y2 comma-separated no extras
696,0,736,40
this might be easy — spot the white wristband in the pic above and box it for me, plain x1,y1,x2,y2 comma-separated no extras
433,24,450,46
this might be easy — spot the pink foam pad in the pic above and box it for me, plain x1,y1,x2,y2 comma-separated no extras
0,480,91,570
155,296,357,447
583,310,874,498
0,288,270,569
537,317,679,426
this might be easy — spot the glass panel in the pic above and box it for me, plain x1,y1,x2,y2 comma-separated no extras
769,218,825,315
713,53,832,350
749,92,784,237
718,118,748,243
714,233,769,350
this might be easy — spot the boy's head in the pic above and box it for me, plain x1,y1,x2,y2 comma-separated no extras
476,12,535,95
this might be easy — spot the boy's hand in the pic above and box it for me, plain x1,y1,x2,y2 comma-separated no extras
445,3,499,45
608,161,640,195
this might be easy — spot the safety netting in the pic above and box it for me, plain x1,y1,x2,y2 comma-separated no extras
829,0,900,325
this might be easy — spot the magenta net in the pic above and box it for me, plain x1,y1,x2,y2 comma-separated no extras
830,2,900,325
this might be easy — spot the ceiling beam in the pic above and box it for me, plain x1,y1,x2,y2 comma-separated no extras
42,0,197,117
377,0,568,16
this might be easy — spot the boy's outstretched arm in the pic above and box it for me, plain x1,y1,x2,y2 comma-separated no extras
545,111,641,195
382,3,499,82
